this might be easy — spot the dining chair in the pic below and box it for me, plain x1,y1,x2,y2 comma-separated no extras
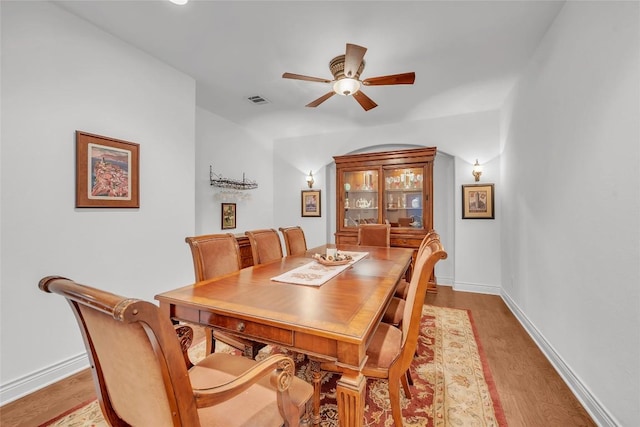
383,230,439,327
321,234,447,427
398,217,413,227
245,228,284,265
38,276,313,427
185,233,266,358
357,223,391,247
394,230,439,300
279,226,308,256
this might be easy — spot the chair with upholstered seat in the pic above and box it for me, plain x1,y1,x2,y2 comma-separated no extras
321,234,447,427
394,230,439,301
245,228,284,265
38,276,313,427
279,226,308,256
382,230,439,327
357,223,391,247
185,233,265,358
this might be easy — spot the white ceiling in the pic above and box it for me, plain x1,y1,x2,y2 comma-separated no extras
54,0,565,141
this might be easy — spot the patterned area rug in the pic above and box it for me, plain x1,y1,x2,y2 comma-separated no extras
40,306,507,427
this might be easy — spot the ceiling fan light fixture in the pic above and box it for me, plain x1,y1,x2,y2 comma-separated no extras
333,78,360,96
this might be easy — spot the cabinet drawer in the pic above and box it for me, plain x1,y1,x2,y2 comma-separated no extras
201,312,293,346
390,237,423,248
336,234,358,245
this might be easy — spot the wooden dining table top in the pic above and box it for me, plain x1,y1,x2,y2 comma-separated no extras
155,244,414,367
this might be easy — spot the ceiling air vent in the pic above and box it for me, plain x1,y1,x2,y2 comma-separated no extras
247,95,270,105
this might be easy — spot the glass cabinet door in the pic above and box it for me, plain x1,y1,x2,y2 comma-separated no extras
342,169,379,228
383,167,424,230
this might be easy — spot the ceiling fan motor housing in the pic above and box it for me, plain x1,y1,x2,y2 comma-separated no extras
329,55,366,80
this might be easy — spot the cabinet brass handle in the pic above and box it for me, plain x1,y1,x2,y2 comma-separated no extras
236,322,245,332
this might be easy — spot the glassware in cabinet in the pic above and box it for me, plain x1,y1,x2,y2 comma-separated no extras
383,167,425,229
342,169,379,228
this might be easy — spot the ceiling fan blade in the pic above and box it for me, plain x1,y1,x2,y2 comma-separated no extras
344,44,367,78
282,72,332,84
306,92,336,108
353,90,378,111
362,72,416,86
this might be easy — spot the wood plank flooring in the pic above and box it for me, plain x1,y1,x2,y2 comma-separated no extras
0,286,596,426
426,286,596,427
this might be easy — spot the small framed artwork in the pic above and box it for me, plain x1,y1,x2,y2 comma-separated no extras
462,184,495,219
75,131,140,208
301,190,321,217
221,203,237,229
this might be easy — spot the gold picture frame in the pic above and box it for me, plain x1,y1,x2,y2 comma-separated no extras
301,190,321,217
462,184,494,219
75,131,140,208
221,203,237,229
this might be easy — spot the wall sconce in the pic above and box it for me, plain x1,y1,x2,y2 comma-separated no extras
306,170,314,188
472,159,483,182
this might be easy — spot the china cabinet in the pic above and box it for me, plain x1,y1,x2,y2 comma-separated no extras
334,147,437,288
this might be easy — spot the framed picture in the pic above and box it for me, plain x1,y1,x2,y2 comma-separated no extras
221,203,237,229
75,131,140,208
462,184,494,219
301,190,321,217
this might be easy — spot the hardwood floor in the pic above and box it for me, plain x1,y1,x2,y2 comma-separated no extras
0,286,596,426
426,286,596,427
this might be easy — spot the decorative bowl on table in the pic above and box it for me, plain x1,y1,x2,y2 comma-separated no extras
313,253,353,266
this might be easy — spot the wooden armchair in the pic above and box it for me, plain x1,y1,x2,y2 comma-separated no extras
357,223,391,247
321,234,447,426
245,229,284,265
279,226,308,256
185,233,266,359
38,276,313,427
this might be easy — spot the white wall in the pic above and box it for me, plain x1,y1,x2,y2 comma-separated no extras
454,155,502,294
500,2,639,426
195,107,275,237
0,1,196,403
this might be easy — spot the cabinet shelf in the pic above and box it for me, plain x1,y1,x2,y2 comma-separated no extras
385,188,422,193
346,189,377,193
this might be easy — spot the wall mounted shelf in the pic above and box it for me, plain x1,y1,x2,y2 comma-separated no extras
210,166,258,190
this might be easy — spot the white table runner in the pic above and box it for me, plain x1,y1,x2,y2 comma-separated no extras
270,251,368,286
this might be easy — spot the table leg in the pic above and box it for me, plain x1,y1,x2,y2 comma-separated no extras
307,359,322,427
336,370,365,427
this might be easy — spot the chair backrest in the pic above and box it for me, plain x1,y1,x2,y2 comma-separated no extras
279,226,308,256
38,276,201,427
398,234,447,371
245,228,284,265
416,229,439,259
357,223,391,247
398,217,413,227
185,233,242,281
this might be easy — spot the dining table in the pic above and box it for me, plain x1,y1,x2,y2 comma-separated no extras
155,243,414,427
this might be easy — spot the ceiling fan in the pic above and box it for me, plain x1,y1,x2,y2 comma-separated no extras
282,43,415,111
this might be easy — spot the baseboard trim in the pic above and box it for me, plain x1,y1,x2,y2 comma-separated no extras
0,352,89,405
501,290,619,427
453,280,502,295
